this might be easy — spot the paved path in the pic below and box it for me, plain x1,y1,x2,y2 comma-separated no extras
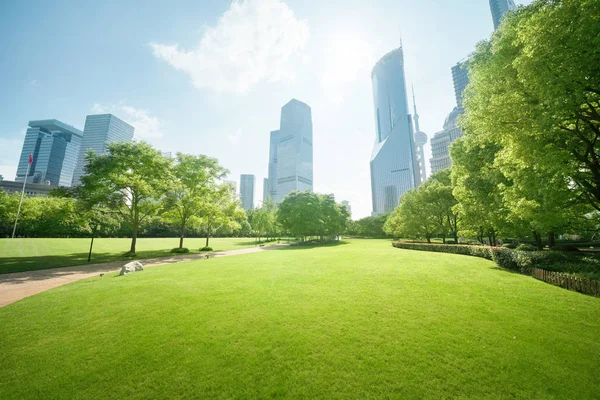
0,244,289,308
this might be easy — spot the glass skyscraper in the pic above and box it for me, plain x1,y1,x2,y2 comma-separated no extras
267,99,313,204
15,119,83,187
490,0,517,30
370,46,419,216
240,174,255,210
262,177,269,204
71,114,134,186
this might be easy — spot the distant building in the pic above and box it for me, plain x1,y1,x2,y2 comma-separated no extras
490,0,516,30
341,200,351,215
262,178,269,204
451,60,470,112
267,99,313,204
370,45,419,216
411,89,428,183
240,174,255,210
15,119,82,187
0,180,55,197
71,114,134,186
430,108,463,173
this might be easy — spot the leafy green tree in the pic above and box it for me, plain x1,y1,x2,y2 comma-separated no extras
199,183,246,248
78,142,173,254
346,215,389,237
163,154,228,249
461,0,600,245
384,189,437,242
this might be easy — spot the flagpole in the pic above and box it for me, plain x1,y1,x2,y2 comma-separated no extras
12,155,32,239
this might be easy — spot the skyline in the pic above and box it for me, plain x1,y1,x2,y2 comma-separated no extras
0,0,531,219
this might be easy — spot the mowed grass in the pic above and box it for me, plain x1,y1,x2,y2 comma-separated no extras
0,237,266,274
1,240,599,399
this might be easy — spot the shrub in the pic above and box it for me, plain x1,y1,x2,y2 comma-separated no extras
170,247,190,254
445,240,457,244
552,244,582,253
516,244,537,252
501,243,517,249
391,242,492,260
200,246,213,252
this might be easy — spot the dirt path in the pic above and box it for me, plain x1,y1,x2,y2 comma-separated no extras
0,244,289,308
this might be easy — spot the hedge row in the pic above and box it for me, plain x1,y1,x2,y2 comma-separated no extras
391,241,600,280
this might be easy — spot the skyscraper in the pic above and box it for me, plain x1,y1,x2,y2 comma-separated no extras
262,178,269,204
15,119,82,187
267,99,313,204
490,0,517,30
412,88,428,183
430,107,463,174
451,59,469,111
71,114,134,186
240,174,255,210
370,46,419,216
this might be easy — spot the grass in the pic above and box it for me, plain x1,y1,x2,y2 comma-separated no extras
1,239,599,398
0,237,276,274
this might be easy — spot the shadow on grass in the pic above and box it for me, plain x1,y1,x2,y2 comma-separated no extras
266,240,350,251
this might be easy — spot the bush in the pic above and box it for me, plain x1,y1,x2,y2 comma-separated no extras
200,246,213,252
445,240,457,244
552,244,582,253
516,244,537,252
391,242,493,260
170,247,190,254
501,243,517,249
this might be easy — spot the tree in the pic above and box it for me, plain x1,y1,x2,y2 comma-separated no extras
461,0,600,244
78,142,173,254
163,154,228,249
198,183,246,248
384,189,437,242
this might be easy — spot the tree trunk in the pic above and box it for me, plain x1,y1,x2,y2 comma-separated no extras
426,234,431,244
491,229,497,247
533,231,543,250
442,234,446,244
130,229,137,254
548,232,556,249
205,234,210,248
179,221,185,249
88,235,95,263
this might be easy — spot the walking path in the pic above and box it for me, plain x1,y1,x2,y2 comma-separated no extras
0,243,289,308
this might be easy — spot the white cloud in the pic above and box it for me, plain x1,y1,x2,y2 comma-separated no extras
91,102,164,140
227,128,243,145
150,0,309,93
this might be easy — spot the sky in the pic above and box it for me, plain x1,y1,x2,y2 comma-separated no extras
0,0,530,219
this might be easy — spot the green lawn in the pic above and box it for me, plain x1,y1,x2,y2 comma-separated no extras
1,239,599,398
0,237,268,274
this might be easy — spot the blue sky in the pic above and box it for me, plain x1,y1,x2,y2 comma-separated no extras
0,0,530,219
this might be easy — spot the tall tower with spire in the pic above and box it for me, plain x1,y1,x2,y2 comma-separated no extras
412,87,427,183
369,44,419,216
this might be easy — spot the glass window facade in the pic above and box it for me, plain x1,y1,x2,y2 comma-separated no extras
489,0,517,30
267,100,313,204
240,174,255,210
15,119,83,187
71,114,134,186
370,47,419,216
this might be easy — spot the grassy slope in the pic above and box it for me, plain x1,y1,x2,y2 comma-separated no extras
0,237,268,274
1,240,599,399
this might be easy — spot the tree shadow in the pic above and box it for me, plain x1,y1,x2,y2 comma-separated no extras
266,240,350,251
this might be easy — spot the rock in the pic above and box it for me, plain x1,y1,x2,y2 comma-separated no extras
119,261,144,276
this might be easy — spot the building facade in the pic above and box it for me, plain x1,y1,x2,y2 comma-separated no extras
0,180,56,197
262,178,269,204
490,0,517,30
430,108,463,174
267,99,313,204
240,174,255,210
341,200,351,215
71,114,134,186
370,46,419,216
451,60,470,111
15,119,82,187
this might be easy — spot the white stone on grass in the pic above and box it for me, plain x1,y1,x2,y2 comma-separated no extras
119,261,144,276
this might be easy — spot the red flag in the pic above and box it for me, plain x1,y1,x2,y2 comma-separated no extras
28,153,33,165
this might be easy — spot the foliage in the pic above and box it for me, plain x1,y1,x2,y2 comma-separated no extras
200,246,213,252
276,191,350,241
515,244,537,252
170,247,190,254
346,215,389,237
391,241,492,260
77,142,173,253
162,153,228,249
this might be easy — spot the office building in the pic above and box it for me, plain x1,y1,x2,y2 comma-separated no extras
412,89,428,183
15,119,82,187
0,180,56,197
451,60,469,111
263,178,269,204
240,174,255,210
341,200,351,215
430,108,463,173
223,180,237,193
490,0,517,30
267,99,313,204
369,45,419,216
71,114,134,186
